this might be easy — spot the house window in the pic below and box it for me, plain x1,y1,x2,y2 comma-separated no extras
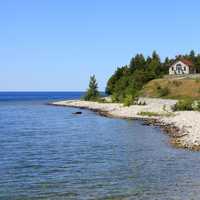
184,66,186,71
171,67,174,70
176,64,182,70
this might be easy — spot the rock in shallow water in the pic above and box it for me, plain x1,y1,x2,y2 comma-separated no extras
73,111,82,114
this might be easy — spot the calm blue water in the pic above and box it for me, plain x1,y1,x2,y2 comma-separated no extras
1,92,200,200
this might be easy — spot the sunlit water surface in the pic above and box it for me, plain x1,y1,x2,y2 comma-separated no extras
1,92,200,200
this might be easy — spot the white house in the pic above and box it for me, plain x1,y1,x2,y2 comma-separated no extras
169,59,196,75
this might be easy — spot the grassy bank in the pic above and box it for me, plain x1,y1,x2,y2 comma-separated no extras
141,76,200,99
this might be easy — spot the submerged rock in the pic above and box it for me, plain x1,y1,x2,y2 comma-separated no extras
73,111,82,115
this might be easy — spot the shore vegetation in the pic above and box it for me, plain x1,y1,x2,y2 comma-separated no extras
172,99,200,111
106,50,200,105
84,75,100,101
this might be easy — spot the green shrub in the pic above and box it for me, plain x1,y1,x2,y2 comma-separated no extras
111,93,119,103
123,94,135,107
157,86,170,97
192,100,200,111
96,98,106,103
197,101,200,110
172,99,193,111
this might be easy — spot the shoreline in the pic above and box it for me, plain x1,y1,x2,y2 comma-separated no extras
49,99,200,151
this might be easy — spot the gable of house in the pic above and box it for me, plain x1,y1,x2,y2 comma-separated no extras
169,59,194,75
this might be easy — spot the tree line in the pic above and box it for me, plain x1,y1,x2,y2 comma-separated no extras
84,50,200,103
106,50,200,104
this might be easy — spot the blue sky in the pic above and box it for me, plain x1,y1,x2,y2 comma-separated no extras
0,0,200,91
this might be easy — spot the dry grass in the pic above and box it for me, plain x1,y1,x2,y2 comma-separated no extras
141,77,200,99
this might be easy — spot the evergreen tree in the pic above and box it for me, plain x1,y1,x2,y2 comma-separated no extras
106,65,129,94
129,56,135,72
164,57,170,66
162,57,171,74
129,54,146,72
152,50,160,61
105,50,200,105
195,54,200,73
146,51,162,78
134,54,146,70
189,50,195,61
84,75,100,101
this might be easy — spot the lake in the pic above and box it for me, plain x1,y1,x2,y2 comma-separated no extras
1,92,200,200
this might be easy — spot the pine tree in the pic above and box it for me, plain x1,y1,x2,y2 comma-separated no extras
162,57,171,74
146,51,162,78
189,50,195,61
84,75,100,101
129,54,146,72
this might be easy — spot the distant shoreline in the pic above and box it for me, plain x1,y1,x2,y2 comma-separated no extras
49,99,200,151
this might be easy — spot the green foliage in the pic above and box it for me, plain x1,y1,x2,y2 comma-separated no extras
105,51,169,102
105,65,129,95
106,50,200,103
192,100,200,111
157,86,170,97
130,54,146,72
172,99,193,111
123,94,135,107
84,75,100,101
96,98,106,103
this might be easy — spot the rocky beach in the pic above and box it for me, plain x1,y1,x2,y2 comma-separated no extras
51,98,200,150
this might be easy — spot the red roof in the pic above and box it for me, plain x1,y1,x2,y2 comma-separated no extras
179,58,193,67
